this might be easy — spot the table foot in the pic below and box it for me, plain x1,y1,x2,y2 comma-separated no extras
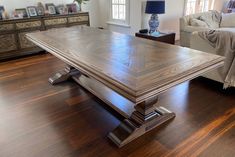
108,97,175,147
49,66,79,85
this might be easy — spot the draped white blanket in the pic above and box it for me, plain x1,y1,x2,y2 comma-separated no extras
198,30,235,88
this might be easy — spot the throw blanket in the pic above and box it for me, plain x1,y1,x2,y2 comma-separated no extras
198,30,235,88
210,10,222,25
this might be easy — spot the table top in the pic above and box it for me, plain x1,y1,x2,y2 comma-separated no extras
26,26,224,103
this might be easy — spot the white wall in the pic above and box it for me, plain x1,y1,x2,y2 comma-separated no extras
82,0,100,27
0,0,100,27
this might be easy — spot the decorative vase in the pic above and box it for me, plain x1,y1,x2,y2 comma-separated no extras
77,3,81,12
148,14,159,34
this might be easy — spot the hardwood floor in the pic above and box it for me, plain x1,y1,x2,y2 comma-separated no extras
0,54,234,157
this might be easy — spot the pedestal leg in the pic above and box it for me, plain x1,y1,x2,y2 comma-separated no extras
49,66,79,85
108,96,175,147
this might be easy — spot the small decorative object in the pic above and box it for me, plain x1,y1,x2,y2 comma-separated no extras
139,29,148,34
64,7,69,15
0,6,5,20
1,11,9,19
11,11,19,19
37,2,45,16
44,10,50,16
73,0,89,11
27,6,38,17
45,3,56,15
145,0,165,34
67,3,78,14
15,8,28,18
56,5,66,14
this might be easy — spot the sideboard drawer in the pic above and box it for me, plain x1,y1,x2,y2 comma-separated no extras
44,18,67,26
0,34,17,53
0,24,14,32
16,21,42,29
68,16,89,23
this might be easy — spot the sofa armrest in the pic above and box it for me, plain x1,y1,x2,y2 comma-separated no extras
180,26,210,47
190,32,215,54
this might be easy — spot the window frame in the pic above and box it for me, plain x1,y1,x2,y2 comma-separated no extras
108,0,130,27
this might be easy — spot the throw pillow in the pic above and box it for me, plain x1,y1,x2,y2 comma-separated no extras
221,13,235,27
190,18,208,27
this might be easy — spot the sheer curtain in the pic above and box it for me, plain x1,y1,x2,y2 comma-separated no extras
184,0,215,15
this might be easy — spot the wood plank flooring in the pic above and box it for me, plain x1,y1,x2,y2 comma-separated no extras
0,54,234,157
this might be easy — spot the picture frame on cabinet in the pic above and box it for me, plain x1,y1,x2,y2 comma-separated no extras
27,6,38,17
48,5,56,15
56,5,67,15
66,3,77,14
45,3,53,10
45,3,56,15
15,8,28,18
0,6,5,20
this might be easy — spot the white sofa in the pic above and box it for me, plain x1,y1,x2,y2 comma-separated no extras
180,11,235,47
180,11,235,86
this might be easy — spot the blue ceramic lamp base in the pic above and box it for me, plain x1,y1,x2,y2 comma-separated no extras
149,14,160,34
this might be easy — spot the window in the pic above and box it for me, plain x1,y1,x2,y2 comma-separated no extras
108,0,130,26
184,0,215,15
112,0,126,20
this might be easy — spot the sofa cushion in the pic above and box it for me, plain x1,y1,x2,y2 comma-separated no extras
221,13,235,27
189,18,208,27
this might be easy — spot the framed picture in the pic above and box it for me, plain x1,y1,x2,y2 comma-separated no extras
37,6,45,16
45,3,56,15
15,8,28,18
0,6,5,20
48,5,56,15
66,3,77,14
45,3,54,10
27,6,38,17
56,5,66,15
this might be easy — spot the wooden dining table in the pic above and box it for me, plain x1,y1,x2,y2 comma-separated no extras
26,26,224,147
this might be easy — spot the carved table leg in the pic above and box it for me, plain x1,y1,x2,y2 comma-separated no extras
108,96,175,147
49,66,80,85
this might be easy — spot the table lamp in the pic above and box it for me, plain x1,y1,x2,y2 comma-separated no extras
145,0,165,34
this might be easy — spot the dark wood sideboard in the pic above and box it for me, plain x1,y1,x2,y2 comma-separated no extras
0,12,90,60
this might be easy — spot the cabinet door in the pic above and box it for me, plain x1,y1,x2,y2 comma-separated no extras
0,24,14,32
68,15,89,23
18,31,38,49
16,21,42,30
0,34,17,53
44,18,67,26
